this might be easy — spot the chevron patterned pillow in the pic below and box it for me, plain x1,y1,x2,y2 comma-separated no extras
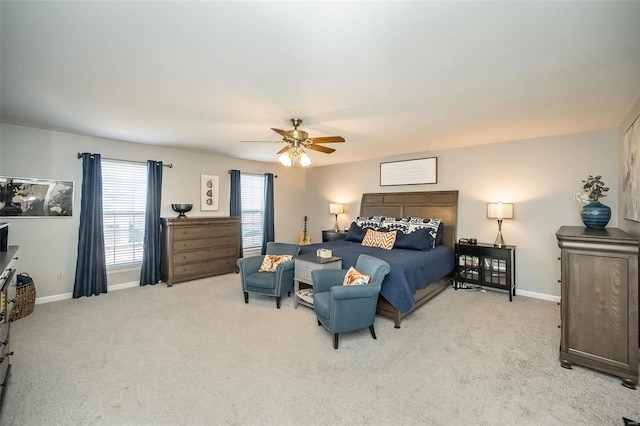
361,229,397,250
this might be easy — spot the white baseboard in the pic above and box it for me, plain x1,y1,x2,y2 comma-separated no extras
35,279,561,305
516,289,560,303
35,280,139,305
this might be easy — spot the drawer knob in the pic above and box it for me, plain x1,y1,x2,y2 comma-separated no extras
0,340,7,346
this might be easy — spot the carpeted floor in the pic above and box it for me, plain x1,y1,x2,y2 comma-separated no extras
1,274,638,425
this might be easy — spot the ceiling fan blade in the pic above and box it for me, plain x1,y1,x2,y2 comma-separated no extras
240,140,281,143
309,136,345,143
271,128,293,140
276,146,290,155
307,144,335,154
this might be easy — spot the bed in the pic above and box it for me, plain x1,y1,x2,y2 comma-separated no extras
299,190,458,328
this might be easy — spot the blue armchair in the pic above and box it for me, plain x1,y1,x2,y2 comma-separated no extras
236,242,300,309
311,254,391,349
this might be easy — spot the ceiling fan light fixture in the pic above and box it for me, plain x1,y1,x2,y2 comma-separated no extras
299,151,312,167
278,152,292,167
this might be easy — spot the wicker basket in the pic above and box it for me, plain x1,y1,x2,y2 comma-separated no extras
10,274,36,322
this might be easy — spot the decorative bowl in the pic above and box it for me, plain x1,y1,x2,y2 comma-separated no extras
171,203,193,218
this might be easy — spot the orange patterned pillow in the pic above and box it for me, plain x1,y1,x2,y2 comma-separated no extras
258,254,293,272
361,229,396,250
342,266,371,286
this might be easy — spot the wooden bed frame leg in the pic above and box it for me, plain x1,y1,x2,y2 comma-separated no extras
393,311,401,329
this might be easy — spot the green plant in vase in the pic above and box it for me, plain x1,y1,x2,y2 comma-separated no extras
573,175,611,228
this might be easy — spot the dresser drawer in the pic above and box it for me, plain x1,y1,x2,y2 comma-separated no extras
295,268,312,282
172,236,238,251
172,246,239,264
294,257,342,284
172,257,238,278
172,224,238,240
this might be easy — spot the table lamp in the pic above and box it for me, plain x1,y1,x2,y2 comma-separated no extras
487,202,514,247
329,203,344,232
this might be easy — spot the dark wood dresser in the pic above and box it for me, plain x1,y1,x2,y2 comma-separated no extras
0,246,19,413
161,217,240,286
556,226,639,389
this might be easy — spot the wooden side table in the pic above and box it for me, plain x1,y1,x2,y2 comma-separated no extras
294,253,342,308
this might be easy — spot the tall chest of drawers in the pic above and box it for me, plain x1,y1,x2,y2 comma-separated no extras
161,217,241,286
556,226,639,389
0,246,19,413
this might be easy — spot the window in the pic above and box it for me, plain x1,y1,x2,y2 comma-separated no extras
102,161,147,267
240,174,264,250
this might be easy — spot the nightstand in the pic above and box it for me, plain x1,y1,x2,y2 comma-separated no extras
322,230,347,242
454,242,516,301
293,253,342,308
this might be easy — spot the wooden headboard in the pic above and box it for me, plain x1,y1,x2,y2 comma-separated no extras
359,190,459,248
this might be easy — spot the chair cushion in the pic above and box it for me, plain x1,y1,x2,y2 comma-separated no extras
245,272,277,289
258,254,293,272
342,266,371,286
361,229,396,250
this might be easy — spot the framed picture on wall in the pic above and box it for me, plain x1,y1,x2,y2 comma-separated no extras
623,115,640,222
200,174,219,211
380,157,437,186
0,176,74,217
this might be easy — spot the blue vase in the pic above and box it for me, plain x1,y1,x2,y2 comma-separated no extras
581,201,611,228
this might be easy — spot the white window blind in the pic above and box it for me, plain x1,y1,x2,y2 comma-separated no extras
240,174,264,250
102,161,147,267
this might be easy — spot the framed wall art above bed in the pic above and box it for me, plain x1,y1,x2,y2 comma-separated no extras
380,157,437,186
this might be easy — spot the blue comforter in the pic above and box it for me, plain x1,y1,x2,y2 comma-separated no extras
299,240,454,313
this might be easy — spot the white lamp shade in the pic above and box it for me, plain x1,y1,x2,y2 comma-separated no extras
278,153,292,167
487,202,514,219
299,152,312,167
329,203,344,214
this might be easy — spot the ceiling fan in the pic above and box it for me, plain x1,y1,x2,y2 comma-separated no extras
242,118,345,167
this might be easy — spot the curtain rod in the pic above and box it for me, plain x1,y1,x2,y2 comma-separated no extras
228,170,277,178
77,153,173,168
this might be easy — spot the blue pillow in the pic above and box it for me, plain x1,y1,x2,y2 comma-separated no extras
344,222,367,243
393,227,433,251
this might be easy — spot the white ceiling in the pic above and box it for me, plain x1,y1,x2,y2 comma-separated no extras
1,1,639,167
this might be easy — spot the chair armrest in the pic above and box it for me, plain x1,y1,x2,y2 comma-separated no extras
331,283,381,300
276,259,295,272
236,256,264,276
312,269,348,294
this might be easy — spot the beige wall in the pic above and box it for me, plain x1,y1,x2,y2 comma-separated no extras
619,96,640,238
0,123,306,300
304,129,619,300
0,123,622,301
